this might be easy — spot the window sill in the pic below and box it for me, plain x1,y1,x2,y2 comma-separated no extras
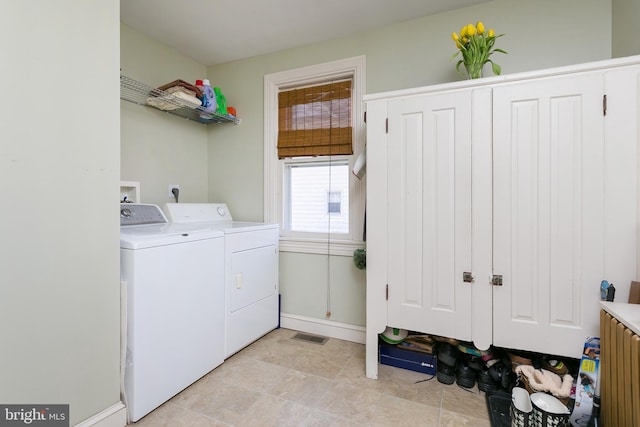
279,236,365,256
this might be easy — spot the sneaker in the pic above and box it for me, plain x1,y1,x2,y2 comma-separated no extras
437,342,460,368
437,362,456,385
477,367,498,392
456,360,477,389
466,354,484,371
489,361,514,390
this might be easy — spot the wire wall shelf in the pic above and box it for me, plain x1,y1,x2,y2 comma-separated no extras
120,75,240,125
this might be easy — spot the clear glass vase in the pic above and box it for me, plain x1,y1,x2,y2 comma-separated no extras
465,61,483,79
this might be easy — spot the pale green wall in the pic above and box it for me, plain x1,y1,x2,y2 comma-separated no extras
280,253,366,325
613,0,640,57
121,24,210,206
206,0,613,328
119,0,618,330
0,1,121,424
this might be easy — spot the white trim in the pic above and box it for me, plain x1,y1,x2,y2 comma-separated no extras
470,87,494,351
363,99,388,380
280,312,366,344
264,56,367,255
74,402,126,427
637,69,640,281
279,237,364,256
364,54,640,102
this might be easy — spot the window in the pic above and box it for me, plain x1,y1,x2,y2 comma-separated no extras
284,161,349,233
264,56,366,255
327,191,342,214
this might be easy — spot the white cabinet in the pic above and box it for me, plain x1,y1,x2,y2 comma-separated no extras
365,86,491,378
492,73,605,356
385,90,473,340
493,68,640,356
365,57,640,379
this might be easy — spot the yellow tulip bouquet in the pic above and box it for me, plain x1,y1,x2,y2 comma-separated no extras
451,21,506,79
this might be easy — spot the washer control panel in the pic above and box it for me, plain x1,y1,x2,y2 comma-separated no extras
120,203,168,226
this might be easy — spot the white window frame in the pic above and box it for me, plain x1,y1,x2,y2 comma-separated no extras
264,56,366,255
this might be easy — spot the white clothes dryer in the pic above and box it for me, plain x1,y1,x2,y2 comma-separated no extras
163,203,279,358
120,204,225,422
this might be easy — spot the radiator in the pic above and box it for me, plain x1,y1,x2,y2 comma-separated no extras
600,309,640,426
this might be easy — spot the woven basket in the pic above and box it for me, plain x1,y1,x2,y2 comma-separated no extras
520,373,570,406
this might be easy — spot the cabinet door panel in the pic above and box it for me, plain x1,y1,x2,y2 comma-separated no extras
493,74,604,357
387,91,472,340
602,66,640,302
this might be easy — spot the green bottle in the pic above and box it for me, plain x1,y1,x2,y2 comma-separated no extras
214,87,227,115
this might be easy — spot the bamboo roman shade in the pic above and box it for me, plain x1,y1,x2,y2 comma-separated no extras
278,80,353,158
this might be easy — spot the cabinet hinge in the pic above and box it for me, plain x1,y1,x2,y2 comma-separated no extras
386,284,389,300
385,118,388,134
603,94,607,116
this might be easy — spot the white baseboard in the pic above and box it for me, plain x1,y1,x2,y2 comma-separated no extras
280,313,365,344
75,402,126,427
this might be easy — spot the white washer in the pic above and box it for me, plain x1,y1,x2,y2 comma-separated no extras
120,204,225,422
163,203,279,358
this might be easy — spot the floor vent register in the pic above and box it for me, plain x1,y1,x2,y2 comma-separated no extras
291,333,329,345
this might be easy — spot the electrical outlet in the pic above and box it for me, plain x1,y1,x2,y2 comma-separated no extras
168,184,180,198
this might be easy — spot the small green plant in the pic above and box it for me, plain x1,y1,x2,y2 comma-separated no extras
353,249,366,270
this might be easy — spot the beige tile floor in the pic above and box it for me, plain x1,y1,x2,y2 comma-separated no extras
129,328,491,426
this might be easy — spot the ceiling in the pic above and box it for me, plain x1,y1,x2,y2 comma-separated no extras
121,0,489,66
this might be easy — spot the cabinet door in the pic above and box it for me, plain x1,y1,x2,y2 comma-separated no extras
386,90,473,340
602,65,640,302
492,73,605,357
